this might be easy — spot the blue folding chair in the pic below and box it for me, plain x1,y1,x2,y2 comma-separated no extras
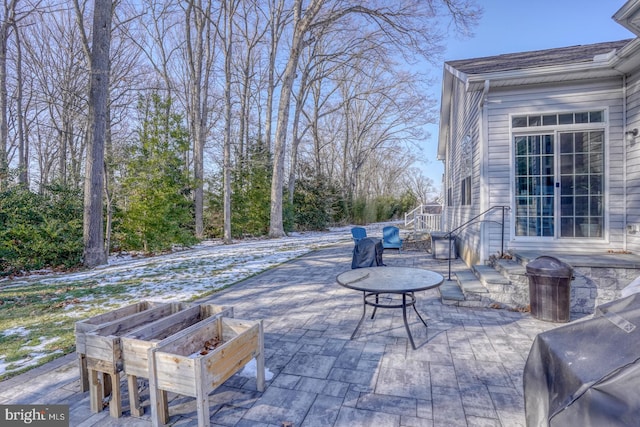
382,226,403,251
351,227,367,244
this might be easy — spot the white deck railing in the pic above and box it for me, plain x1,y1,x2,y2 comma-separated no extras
404,204,443,233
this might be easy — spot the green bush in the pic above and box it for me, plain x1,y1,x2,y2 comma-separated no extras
114,93,198,253
0,185,83,275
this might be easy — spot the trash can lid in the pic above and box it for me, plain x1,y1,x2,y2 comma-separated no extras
525,256,573,277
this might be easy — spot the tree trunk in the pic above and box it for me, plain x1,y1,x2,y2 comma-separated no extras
185,0,213,240
223,0,236,243
0,1,16,190
14,18,27,186
83,0,112,267
288,66,308,204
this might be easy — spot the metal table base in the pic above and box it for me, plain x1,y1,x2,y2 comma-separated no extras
352,291,429,350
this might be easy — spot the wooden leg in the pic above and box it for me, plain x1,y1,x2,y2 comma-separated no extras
195,363,210,427
103,371,112,398
78,353,89,392
108,372,122,418
128,375,144,417
89,369,104,413
256,321,266,392
149,348,169,427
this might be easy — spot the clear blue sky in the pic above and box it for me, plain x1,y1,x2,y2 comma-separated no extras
421,0,635,191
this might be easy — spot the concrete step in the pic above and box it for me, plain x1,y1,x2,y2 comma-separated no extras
440,280,465,304
493,258,526,277
456,270,488,294
474,264,510,285
474,264,512,294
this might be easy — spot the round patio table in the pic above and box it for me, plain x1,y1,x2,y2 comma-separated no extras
336,266,444,349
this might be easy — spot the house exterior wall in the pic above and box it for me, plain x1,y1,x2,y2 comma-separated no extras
487,78,625,254
444,74,628,265
442,77,484,265
625,70,640,253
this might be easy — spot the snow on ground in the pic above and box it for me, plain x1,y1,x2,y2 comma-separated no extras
0,223,396,376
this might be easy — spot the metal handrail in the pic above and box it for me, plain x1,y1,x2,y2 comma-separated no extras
443,205,510,281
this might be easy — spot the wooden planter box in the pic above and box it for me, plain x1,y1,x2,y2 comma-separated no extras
75,301,167,392
148,317,265,427
83,301,193,418
120,304,233,417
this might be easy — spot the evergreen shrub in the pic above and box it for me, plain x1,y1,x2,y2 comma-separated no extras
0,185,83,275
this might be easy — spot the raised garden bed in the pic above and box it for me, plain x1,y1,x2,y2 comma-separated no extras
148,316,265,427
120,304,233,417
80,301,193,417
75,301,167,392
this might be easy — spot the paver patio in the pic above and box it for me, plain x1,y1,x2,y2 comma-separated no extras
0,241,559,426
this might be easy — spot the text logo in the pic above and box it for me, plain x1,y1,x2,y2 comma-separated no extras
1,405,69,427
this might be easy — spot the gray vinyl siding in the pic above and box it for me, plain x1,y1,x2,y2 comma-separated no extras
443,78,484,265
625,71,640,254
443,67,633,264
485,78,625,253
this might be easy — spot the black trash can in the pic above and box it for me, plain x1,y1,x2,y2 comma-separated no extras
526,256,573,323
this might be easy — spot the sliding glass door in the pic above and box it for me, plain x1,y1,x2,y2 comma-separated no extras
559,131,604,238
514,131,604,238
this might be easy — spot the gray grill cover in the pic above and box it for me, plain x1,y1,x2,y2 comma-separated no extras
351,237,384,269
524,293,640,426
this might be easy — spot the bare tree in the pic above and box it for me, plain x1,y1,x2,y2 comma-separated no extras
235,0,266,163
185,0,218,239
269,0,324,237
263,0,287,152
0,0,18,189
12,13,26,185
77,0,113,267
219,0,238,242
269,0,480,237
403,167,439,204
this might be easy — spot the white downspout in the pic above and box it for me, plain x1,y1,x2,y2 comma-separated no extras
479,80,490,263
623,74,628,252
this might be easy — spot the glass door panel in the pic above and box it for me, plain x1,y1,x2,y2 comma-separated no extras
558,131,604,238
514,135,554,237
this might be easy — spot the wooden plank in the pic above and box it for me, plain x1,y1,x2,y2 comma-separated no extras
121,338,149,377
77,353,89,393
76,301,155,334
84,335,119,361
153,352,197,396
107,371,122,418
89,369,103,413
89,303,182,338
125,306,201,341
153,316,223,356
85,302,195,371
202,324,259,391
148,346,169,427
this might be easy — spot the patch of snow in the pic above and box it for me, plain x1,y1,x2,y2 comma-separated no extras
0,222,398,377
2,326,30,337
0,336,62,376
238,358,274,381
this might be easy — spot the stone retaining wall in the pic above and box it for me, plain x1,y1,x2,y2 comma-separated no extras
571,266,640,314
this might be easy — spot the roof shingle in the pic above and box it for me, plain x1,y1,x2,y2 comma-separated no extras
446,39,634,75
